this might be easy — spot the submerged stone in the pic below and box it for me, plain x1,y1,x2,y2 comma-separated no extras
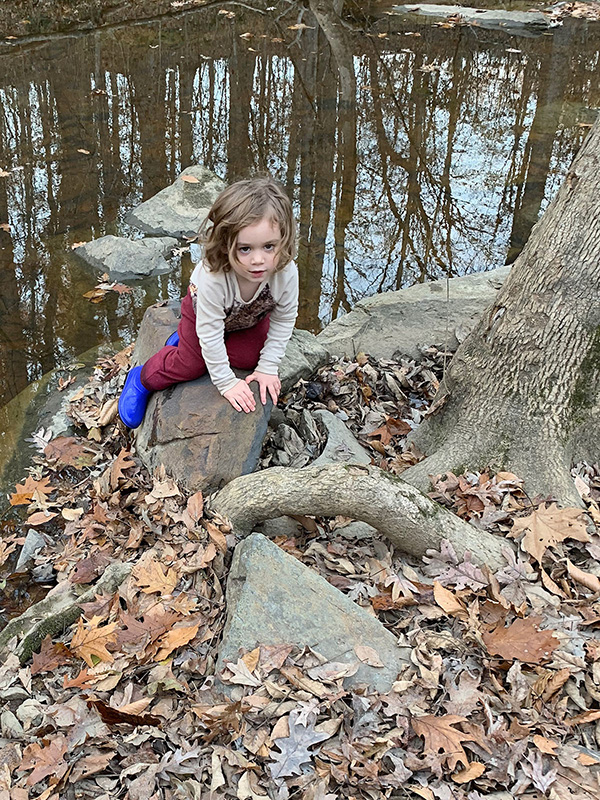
74,235,178,280
126,166,225,238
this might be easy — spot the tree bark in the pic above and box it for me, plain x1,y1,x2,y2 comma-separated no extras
403,118,600,506
211,463,510,570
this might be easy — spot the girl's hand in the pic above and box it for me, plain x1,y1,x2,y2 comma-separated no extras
245,371,281,405
224,380,257,413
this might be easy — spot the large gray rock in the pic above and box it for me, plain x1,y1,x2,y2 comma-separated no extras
392,5,550,34
279,329,330,392
218,534,410,693
311,410,371,468
132,303,271,493
126,166,225,238
317,266,510,361
74,235,178,280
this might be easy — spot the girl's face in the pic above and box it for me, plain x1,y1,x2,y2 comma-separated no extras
231,217,281,285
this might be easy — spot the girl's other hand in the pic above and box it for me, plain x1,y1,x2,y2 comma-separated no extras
245,371,281,405
224,380,257,413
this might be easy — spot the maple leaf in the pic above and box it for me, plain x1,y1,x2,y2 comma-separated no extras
132,557,179,596
70,615,118,667
19,735,69,785
482,616,559,664
411,714,473,770
269,709,331,780
510,503,590,562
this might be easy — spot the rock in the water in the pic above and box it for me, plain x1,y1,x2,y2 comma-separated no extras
279,329,330,392
311,409,371,468
317,266,510,361
132,303,271,493
392,4,550,34
218,534,410,692
126,166,225,238
74,235,178,280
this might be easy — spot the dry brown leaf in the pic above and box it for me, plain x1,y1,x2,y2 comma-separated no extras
206,521,228,553
511,504,590,562
25,511,57,526
242,647,260,673
109,448,136,489
566,559,600,593
354,645,384,667
132,558,179,596
20,735,69,786
180,174,199,183
31,636,74,675
482,616,559,664
411,714,473,770
533,734,559,754
10,475,53,506
154,622,200,661
433,581,468,618
186,490,204,522
451,760,486,783
70,615,118,667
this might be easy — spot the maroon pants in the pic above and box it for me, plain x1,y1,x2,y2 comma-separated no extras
140,290,270,391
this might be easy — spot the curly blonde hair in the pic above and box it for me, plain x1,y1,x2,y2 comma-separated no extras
199,177,296,273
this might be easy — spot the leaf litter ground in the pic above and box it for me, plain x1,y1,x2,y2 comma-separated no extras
1,345,600,799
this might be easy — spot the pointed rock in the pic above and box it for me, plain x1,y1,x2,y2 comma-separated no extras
218,533,410,692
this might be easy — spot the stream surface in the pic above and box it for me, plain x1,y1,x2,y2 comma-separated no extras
0,1,598,474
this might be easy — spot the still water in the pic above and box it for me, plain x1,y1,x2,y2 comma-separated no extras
0,3,598,415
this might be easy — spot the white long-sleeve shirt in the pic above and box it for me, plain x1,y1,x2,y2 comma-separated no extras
188,260,299,394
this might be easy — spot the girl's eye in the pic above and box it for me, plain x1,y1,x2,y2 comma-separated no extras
238,246,250,253
265,244,274,251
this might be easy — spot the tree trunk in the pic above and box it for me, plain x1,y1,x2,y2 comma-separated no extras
211,464,510,570
403,118,600,506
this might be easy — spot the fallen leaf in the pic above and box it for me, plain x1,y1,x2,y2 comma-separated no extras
511,504,590,562
411,714,473,770
31,636,74,675
354,645,384,667
154,622,200,661
132,558,179,596
433,581,468,618
451,760,486,783
180,174,199,182
70,615,118,667
25,510,57,526
109,448,136,489
269,709,330,779
566,559,600,593
482,616,559,664
533,734,558,754
186,490,204,522
19,736,69,785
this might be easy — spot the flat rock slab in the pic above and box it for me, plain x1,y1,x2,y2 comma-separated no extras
317,266,510,361
74,235,178,280
312,409,371,468
393,4,551,34
218,533,410,693
126,166,225,238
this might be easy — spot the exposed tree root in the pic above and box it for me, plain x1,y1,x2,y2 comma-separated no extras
210,463,512,571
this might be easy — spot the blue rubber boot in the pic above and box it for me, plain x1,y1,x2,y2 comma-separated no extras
165,330,179,347
118,366,151,428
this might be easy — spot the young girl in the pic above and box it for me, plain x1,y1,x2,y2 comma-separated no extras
118,176,298,428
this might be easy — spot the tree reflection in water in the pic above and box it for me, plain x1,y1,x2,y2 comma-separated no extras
0,5,598,409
